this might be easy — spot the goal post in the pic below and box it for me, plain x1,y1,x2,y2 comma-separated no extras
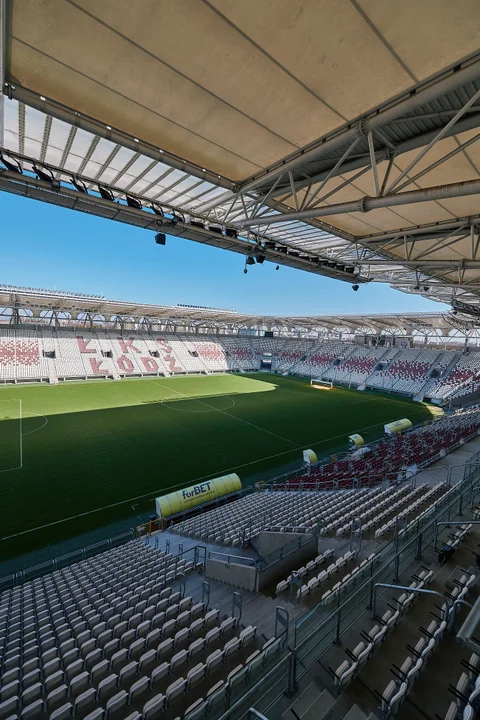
310,378,333,390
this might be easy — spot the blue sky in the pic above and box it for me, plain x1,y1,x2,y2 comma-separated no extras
1,193,447,316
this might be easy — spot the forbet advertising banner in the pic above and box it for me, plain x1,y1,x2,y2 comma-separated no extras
156,473,241,517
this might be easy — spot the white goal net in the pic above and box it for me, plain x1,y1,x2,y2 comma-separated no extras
310,379,333,390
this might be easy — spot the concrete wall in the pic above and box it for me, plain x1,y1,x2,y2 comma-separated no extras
205,558,258,592
254,531,305,557
451,391,480,408
205,533,318,592
257,535,317,591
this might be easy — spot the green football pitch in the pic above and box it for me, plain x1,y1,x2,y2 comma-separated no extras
0,373,437,561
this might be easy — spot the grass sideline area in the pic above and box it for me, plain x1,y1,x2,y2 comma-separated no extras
0,373,437,560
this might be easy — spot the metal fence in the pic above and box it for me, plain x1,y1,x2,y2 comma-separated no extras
226,459,480,718
0,529,134,593
259,531,317,569
293,475,474,673
207,550,259,567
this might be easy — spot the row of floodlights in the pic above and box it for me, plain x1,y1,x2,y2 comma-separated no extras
0,152,363,280
0,151,240,238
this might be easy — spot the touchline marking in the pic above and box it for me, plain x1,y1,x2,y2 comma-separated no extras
0,378,426,540
0,452,289,540
0,411,407,541
154,380,300,448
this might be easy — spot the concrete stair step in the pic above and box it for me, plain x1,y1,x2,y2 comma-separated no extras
302,689,335,720
282,682,330,720
342,704,371,720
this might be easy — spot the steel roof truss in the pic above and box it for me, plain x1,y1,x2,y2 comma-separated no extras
385,86,480,195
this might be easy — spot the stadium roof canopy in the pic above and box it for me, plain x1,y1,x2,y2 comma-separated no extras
1,2,480,307
1,284,479,342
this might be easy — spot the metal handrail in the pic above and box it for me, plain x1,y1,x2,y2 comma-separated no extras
248,710,270,720
457,596,480,654
295,472,473,643
433,519,480,550
447,461,480,487
0,529,135,589
371,582,451,623
216,650,292,720
207,550,259,566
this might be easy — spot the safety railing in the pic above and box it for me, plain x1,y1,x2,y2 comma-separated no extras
248,709,270,720
216,642,292,720
259,531,317,569
207,550,259,567
0,529,135,592
135,517,165,538
293,470,479,676
228,461,480,720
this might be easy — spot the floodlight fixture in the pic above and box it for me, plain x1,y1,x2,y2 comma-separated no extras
256,255,266,264
172,210,185,224
98,185,115,202
126,195,142,210
33,163,53,183
150,204,164,216
33,163,61,190
0,153,22,174
71,176,88,194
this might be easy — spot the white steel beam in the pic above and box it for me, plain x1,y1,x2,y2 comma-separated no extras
235,179,480,228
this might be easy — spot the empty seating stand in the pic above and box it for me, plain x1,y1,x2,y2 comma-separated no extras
0,328,48,382
430,351,480,400
275,409,480,492
0,539,267,720
367,349,439,395
0,327,477,402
